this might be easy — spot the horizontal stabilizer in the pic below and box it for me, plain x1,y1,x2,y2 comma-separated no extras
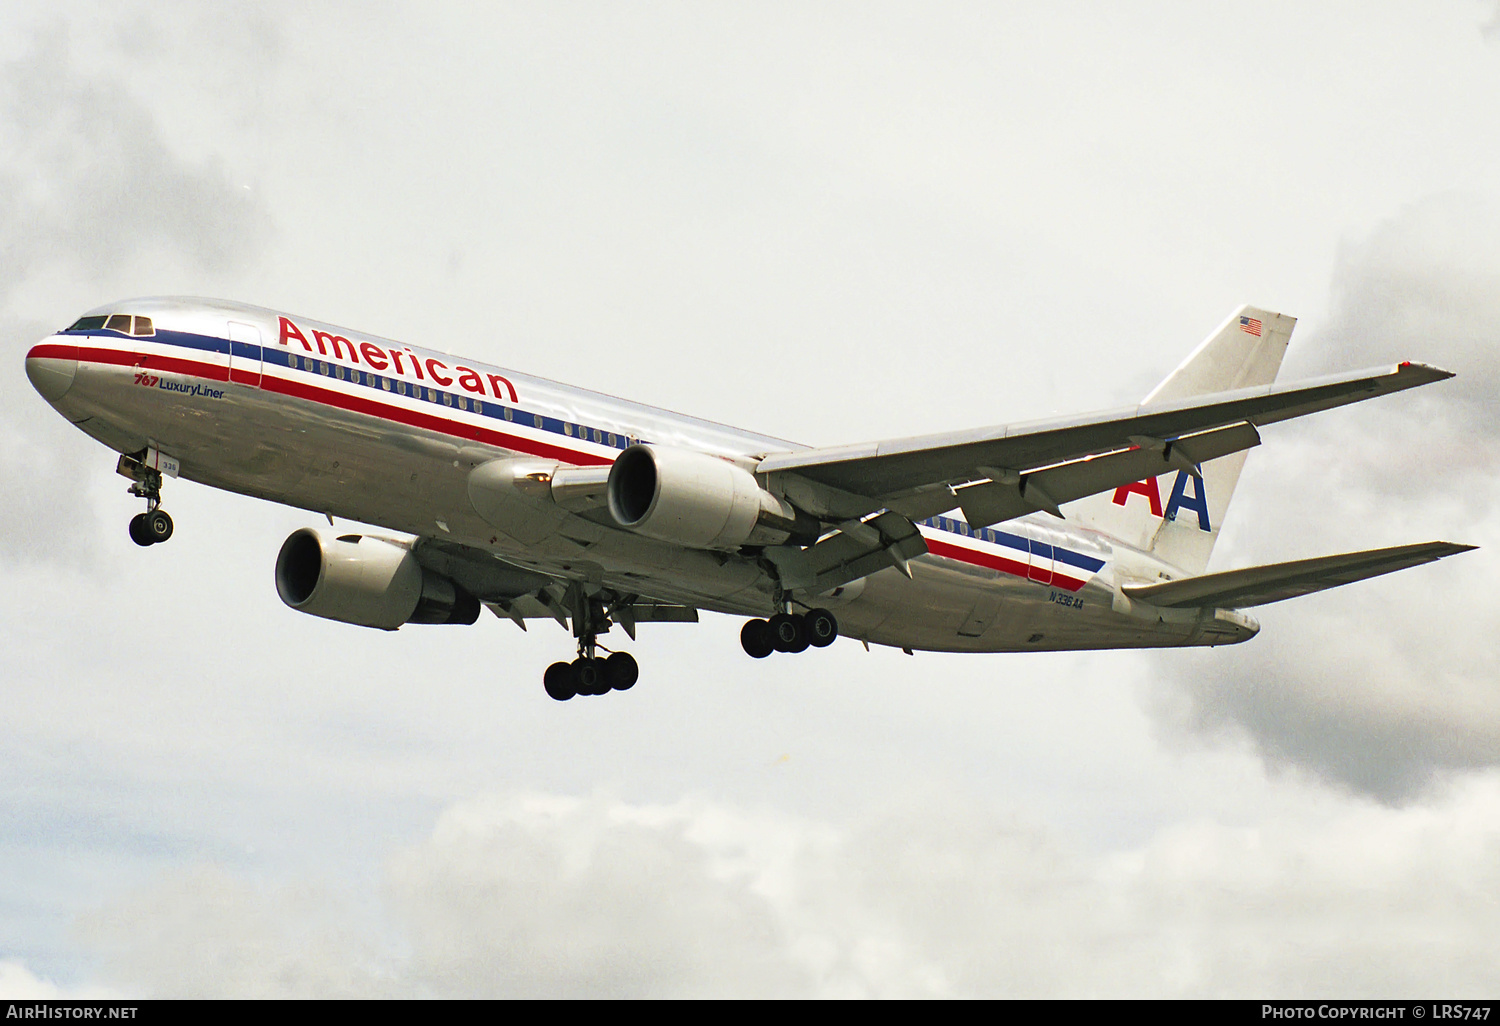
1122,541,1476,609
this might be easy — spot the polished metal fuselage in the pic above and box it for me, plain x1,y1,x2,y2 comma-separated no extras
26,297,1257,653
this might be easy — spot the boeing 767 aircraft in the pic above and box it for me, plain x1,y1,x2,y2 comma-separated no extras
25,299,1473,700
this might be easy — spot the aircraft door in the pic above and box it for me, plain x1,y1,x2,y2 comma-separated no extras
1028,527,1054,586
228,321,262,387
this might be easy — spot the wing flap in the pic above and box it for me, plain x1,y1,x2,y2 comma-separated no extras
1121,541,1476,609
949,421,1261,528
484,595,699,627
763,510,929,593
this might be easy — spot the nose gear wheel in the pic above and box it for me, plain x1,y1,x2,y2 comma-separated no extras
118,453,174,547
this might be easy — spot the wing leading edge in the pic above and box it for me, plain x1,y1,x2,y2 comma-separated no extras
758,361,1452,527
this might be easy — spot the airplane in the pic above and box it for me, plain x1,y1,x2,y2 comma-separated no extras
24,298,1474,700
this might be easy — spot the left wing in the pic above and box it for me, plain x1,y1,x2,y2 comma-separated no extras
413,537,698,637
757,362,1451,527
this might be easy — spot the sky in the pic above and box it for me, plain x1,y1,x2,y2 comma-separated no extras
1,1,1498,998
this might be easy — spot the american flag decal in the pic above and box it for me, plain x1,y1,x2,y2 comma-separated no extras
1239,316,1263,336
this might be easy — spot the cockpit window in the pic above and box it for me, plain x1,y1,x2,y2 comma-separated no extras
68,314,155,335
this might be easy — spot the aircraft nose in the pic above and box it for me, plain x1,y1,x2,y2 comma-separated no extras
25,341,79,402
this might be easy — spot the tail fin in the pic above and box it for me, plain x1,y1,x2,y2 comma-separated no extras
1065,305,1295,574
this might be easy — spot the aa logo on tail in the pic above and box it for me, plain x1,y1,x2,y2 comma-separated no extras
1112,471,1211,531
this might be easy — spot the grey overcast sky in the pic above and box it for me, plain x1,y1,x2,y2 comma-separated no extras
2,1,1498,998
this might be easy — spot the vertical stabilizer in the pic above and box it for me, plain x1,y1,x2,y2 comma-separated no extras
1065,305,1294,574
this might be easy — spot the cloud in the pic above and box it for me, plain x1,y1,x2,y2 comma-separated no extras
1484,2,1500,43
0,958,126,999
1147,194,1500,803
0,22,274,567
0,960,66,999
0,316,107,567
73,785,1500,997
78,865,397,1000
1315,194,1500,438
0,25,273,298
386,793,828,998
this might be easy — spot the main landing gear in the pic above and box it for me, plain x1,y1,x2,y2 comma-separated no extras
543,589,640,701
740,607,838,659
544,647,639,701
118,454,174,547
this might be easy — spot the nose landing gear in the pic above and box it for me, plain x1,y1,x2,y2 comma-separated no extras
117,454,174,547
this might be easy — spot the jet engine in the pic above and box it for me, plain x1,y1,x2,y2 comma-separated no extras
606,444,813,550
275,528,480,630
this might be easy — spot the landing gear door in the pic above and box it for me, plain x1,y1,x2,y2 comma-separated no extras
228,321,262,387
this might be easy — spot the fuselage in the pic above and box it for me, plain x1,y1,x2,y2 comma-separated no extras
24,297,1259,653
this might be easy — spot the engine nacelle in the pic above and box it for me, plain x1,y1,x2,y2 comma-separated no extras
275,528,480,630
606,444,808,550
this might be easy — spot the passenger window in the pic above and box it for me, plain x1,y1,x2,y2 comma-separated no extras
106,314,132,333
132,316,154,336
